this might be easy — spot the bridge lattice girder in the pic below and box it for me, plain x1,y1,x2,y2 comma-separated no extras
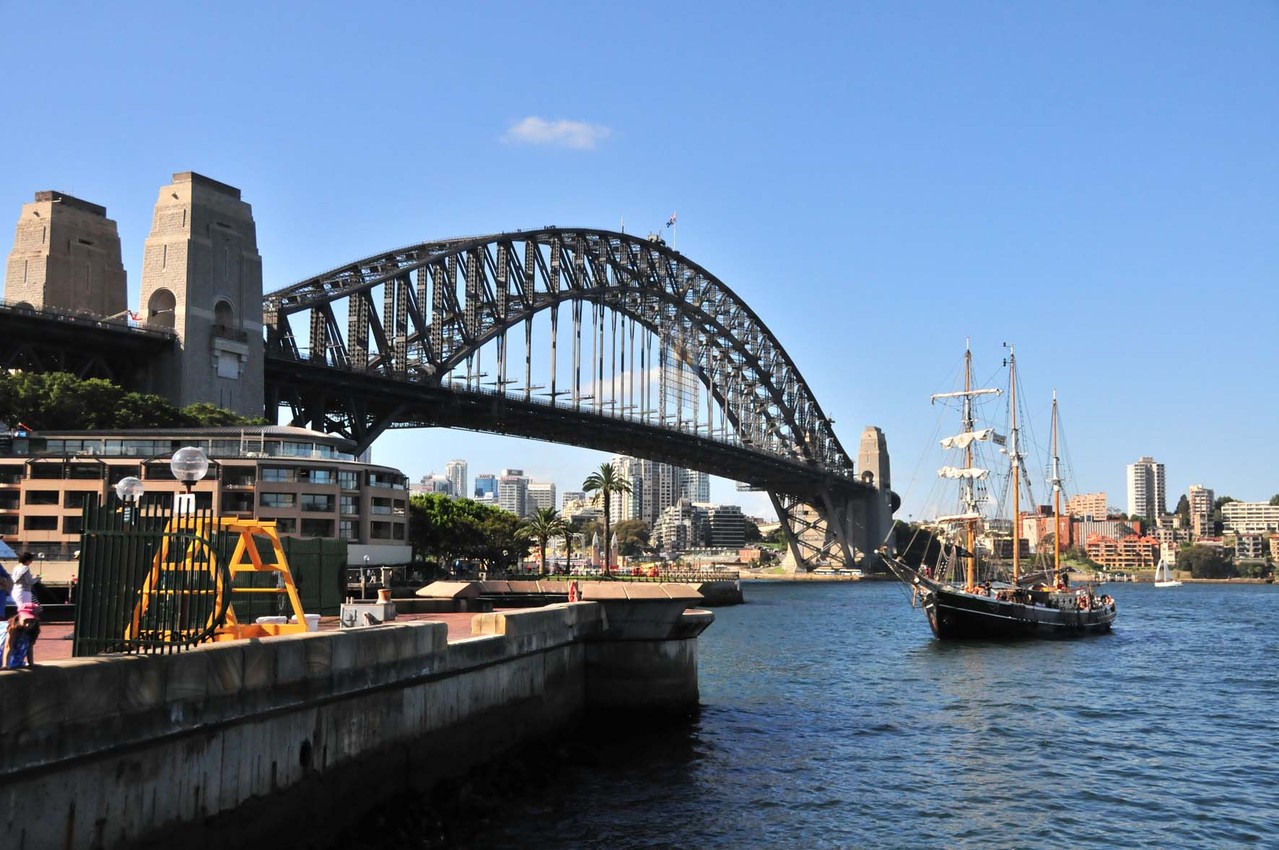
263,228,883,568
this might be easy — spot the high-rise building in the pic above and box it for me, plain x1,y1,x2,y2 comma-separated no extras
1065,492,1108,520
703,503,745,548
410,474,452,496
444,460,467,501
1187,484,1214,538
498,468,529,517
1126,457,1166,520
474,473,497,501
528,481,557,513
561,490,585,508
611,455,713,527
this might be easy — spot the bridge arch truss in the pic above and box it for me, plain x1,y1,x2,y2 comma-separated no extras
263,228,889,569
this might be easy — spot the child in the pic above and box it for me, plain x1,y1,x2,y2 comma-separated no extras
1,602,40,668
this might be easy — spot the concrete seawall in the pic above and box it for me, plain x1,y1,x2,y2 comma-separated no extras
0,591,712,850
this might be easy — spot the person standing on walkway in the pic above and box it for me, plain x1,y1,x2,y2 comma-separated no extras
10,551,37,608
0,602,40,667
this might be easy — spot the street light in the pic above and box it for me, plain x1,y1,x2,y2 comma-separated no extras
115,476,145,502
170,447,210,493
115,476,145,523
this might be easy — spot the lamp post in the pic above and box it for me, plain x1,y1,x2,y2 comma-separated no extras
115,475,145,523
170,446,209,494
170,447,209,516
362,554,370,600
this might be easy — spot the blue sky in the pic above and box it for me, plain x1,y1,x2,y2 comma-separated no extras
2,2,1276,520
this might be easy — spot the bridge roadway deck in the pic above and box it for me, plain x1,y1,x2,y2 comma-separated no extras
29,610,485,663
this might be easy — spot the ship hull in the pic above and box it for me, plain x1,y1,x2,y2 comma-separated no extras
885,556,1116,641
923,585,1116,640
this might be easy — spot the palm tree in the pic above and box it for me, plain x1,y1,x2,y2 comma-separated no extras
521,507,568,575
582,462,631,577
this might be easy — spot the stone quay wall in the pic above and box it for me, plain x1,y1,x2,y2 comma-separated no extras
0,599,709,850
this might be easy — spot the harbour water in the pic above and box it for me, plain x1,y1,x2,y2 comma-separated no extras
378,580,1279,849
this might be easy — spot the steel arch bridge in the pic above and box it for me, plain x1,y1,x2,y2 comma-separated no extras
262,228,893,570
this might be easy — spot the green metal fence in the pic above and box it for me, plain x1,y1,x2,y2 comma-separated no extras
72,500,232,657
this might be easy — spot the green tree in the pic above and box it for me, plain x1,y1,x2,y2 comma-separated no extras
582,462,631,576
409,493,532,575
1174,494,1190,522
0,370,259,430
182,402,267,427
1177,544,1235,579
1270,494,1279,507
522,507,568,575
743,518,762,543
612,518,650,557
471,511,528,574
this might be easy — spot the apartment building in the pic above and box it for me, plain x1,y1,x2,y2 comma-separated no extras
0,426,410,566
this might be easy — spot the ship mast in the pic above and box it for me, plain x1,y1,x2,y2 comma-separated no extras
931,341,1001,592
1009,345,1020,584
965,346,976,591
1051,391,1062,575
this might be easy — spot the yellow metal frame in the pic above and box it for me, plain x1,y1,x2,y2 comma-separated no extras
126,516,310,644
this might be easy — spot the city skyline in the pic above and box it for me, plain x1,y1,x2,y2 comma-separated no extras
2,4,1275,524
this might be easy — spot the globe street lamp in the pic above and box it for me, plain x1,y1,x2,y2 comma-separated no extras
170,447,210,494
115,475,145,523
114,476,145,503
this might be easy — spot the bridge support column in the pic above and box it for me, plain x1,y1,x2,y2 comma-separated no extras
139,172,264,418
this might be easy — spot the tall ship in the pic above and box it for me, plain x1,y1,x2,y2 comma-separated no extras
884,343,1117,640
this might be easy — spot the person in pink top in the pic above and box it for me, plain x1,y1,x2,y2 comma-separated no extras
1,602,39,667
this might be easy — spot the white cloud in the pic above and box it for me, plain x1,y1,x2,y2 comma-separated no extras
502,116,611,150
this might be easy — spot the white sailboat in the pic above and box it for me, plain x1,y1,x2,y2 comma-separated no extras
1154,558,1182,588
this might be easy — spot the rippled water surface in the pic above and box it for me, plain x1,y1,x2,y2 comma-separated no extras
452,581,1279,849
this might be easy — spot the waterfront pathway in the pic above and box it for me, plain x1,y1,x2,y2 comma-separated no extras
29,611,486,664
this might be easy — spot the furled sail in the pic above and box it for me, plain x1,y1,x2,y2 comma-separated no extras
937,466,990,480
934,512,985,524
939,428,1006,449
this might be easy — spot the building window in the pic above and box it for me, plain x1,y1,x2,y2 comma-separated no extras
261,467,295,483
0,465,22,485
25,490,59,506
107,466,142,485
63,492,95,509
68,464,103,480
24,515,58,531
0,518,17,536
338,520,357,540
302,468,335,485
223,467,256,487
338,470,360,490
64,515,83,535
260,493,296,509
0,493,19,511
393,523,405,540
370,497,392,515
300,518,333,538
340,495,358,515
29,464,63,480
221,492,253,514
367,471,404,489
281,441,313,457
272,518,296,534
301,494,333,513
370,521,392,539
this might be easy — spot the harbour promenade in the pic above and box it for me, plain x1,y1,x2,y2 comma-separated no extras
0,584,713,850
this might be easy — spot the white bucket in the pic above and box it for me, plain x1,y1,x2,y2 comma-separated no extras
290,613,322,632
256,615,287,625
